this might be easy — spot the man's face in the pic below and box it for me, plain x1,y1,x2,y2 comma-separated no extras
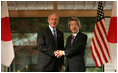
69,20,79,34
48,15,59,28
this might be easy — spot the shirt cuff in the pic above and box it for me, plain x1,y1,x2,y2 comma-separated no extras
63,51,65,55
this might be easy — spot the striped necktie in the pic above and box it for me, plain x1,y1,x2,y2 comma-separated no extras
53,29,57,41
71,36,75,45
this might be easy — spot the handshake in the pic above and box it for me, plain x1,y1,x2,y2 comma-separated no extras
54,50,64,58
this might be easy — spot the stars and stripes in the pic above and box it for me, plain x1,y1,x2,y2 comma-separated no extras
90,1,111,67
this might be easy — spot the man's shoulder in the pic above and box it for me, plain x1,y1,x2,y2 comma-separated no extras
78,32,87,39
67,35,72,40
56,28,63,34
38,26,49,32
43,26,50,31
79,32,87,36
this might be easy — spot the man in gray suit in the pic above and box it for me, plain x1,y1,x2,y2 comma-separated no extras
37,13,64,72
55,17,87,72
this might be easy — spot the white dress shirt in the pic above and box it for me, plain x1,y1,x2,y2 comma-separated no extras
49,25,57,37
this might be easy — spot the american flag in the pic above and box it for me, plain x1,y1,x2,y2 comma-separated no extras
90,2,111,67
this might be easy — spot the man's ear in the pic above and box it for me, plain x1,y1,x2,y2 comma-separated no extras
48,19,49,23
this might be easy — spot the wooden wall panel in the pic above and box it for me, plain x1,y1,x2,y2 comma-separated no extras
9,10,111,17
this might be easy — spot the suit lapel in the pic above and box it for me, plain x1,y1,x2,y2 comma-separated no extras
56,29,60,41
72,32,81,46
46,27,56,42
74,32,81,41
68,35,72,47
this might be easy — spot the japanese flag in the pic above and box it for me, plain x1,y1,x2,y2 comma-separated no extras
107,1,117,71
1,1,15,67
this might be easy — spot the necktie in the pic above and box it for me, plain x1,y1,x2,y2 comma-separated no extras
71,36,75,45
53,29,57,41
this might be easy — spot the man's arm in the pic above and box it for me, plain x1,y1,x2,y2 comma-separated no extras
55,35,87,57
60,33,64,67
37,31,55,56
65,35,87,56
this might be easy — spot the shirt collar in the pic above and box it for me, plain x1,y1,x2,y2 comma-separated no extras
49,25,56,31
49,25,57,36
72,30,79,37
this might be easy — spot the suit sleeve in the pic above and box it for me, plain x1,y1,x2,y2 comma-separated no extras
65,35,87,56
60,33,64,66
37,31,55,56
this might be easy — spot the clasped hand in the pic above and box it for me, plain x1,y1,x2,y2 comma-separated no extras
54,50,64,58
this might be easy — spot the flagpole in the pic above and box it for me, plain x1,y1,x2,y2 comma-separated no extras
4,65,8,72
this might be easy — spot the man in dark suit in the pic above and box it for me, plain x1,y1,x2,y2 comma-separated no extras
37,13,64,72
55,17,87,72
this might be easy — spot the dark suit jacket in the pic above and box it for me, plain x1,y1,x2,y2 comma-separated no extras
37,26,64,72
65,32,87,72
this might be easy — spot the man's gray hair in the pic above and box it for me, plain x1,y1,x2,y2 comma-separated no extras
48,13,59,20
68,17,81,28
